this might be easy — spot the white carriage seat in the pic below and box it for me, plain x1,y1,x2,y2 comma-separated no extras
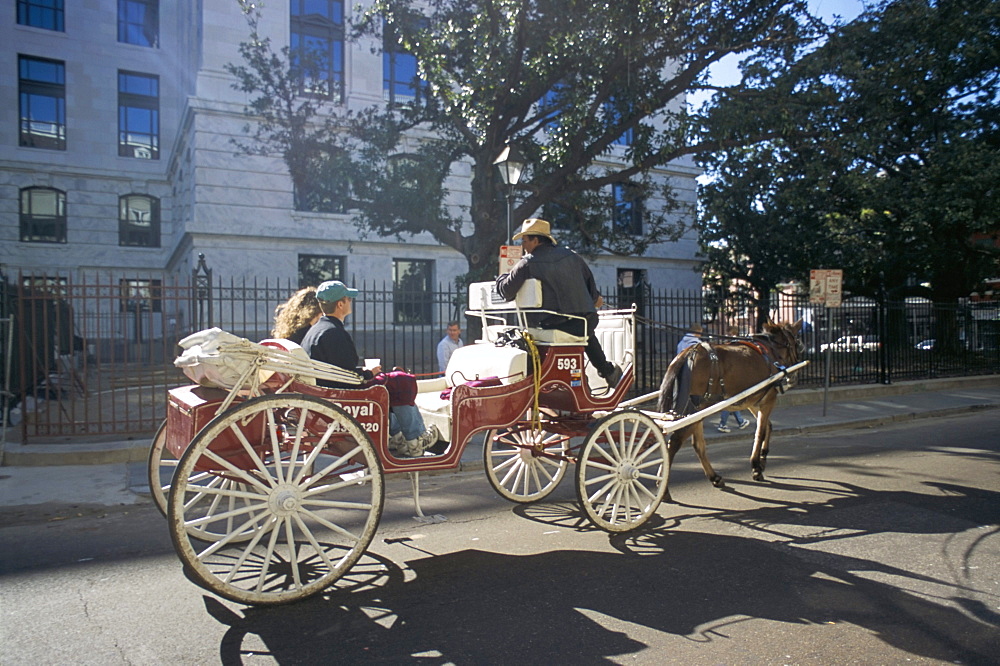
583,311,635,390
467,279,589,346
414,343,528,442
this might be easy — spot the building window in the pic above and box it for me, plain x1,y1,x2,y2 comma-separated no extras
119,278,162,313
383,18,427,105
612,182,643,236
119,194,160,247
20,187,67,243
540,84,565,134
542,201,577,234
604,100,634,146
294,155,350,213
17,0,64,31
290,0,344,99
393,259,432,325
18,55,66,150
118,71,159,159
298,255,345,287
118,0,158,47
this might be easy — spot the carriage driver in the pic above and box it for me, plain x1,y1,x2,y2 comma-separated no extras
301,280,439,457
496,218,623,388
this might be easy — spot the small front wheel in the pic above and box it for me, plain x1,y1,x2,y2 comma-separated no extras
575,410,667,532
167,394,384,605
483,424,570,503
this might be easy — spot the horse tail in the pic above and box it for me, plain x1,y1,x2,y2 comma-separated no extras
657,351,694,415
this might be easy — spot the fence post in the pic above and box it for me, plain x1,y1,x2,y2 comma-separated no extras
192,253,213,330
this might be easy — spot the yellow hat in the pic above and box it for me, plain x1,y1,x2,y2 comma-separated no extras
512,218,558,245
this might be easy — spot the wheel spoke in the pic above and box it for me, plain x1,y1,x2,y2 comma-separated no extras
304,443,365,486
183,483,266,502
262,407,286,485
185,500,269,530
292,513,337,572
182,472,225,511
198,448,273,494
302,474,374,498
586,476,618,505
292,421,338,485
254,520,285,593
298,507,364,544
229,422,279,489
592,441,620,466
194,510,275,560
300,498,374,511
283,517,302,589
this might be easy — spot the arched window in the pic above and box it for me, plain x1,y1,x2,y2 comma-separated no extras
20,186,66,243
119,193,160,247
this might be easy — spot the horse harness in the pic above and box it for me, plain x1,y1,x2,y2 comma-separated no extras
693,335,794,404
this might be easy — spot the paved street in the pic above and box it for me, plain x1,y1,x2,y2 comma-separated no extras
1,410,998,664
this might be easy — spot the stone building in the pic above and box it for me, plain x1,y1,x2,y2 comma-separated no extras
2,0,702,301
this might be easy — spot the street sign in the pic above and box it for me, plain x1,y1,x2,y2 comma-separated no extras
499,245,522,274
810,269,843,307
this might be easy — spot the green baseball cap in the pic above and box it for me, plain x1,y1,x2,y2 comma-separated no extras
316,280,359,302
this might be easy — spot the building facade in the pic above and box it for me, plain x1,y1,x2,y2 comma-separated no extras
2,0,702,299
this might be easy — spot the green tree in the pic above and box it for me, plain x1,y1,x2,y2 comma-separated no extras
700,0,1000,309
226,0,821,283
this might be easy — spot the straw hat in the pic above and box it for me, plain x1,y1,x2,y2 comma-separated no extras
512,218,558,245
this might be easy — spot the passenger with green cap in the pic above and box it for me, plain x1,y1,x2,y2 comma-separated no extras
301,280,439,457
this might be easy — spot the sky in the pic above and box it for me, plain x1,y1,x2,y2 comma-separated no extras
692,0,867,107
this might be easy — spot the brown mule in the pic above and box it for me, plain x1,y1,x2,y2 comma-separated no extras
656,320,803,501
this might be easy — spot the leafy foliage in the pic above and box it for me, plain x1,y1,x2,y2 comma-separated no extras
700,0,1000,303
226,0,821,282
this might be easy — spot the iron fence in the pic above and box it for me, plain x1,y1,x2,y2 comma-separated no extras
2,266,997,443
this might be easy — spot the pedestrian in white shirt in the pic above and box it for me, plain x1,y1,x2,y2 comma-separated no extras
437,321,464,373
675,323,704,356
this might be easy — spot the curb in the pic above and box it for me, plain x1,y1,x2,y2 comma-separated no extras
711,402,996,441
4,374,997,467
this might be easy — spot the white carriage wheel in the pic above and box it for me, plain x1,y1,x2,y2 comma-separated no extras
574,410,668,533
483,423,570,503
167,394,385,606
149,418,262,543
147,419,172,517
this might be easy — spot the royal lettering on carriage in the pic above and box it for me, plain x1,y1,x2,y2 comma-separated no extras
331,402,375,419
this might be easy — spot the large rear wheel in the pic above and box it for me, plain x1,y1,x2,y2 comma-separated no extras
147,419,172,517
575,410,667,532
483,423,570,503
167,394,384,605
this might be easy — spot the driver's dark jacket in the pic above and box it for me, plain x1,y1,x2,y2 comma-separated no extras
495,243,600,328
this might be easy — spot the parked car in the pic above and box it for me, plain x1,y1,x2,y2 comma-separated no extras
915,338,973,351
820,335,881,352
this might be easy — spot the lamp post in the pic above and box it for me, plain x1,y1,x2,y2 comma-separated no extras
493,144,525,243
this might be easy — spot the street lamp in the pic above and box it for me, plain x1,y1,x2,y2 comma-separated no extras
493,144,525,243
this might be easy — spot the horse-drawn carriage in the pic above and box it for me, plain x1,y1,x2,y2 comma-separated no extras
152,280,806,605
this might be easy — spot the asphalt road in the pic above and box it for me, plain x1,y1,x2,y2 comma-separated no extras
2,411,998,665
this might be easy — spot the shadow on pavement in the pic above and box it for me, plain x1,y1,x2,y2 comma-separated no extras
206,478,999,665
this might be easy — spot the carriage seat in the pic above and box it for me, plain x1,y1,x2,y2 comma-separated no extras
467,279,588,346
414,342,527,442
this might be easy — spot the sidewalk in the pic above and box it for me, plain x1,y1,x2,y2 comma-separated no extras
1,375,997,509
